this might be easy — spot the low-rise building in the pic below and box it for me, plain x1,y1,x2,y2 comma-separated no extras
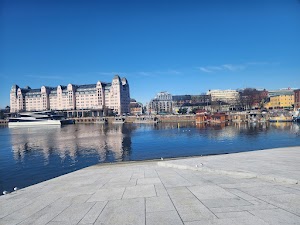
265,94,294,109
148,91,173,114
130,99,143,115
294,89,300,109
207,89,239,105
172,94,211,106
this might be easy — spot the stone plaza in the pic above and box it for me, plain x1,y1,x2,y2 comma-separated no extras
1,147,299,225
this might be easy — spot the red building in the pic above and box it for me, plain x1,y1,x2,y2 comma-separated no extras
294,89,300,109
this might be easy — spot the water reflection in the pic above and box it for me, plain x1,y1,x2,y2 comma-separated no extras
195,122,300,139
2,122,300,193
9,123,300,163
9,124,135,163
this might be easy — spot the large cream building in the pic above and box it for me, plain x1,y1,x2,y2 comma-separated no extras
207,89,239,104
10,75,130,115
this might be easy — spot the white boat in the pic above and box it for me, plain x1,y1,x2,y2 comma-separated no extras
269,114,293,122
293,109,300,122
8,112,74,127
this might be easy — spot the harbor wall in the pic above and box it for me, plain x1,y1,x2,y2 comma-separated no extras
73,115,195,124
0,120,8,126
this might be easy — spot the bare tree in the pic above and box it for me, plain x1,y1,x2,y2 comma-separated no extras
238,88,268,110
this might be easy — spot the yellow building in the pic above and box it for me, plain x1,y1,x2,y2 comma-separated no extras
265,94,294,109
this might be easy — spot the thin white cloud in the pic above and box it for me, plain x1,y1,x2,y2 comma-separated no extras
198,61,275,73
96,69,182,77
207,66,223,71
199,67,213,73
222,64,245,71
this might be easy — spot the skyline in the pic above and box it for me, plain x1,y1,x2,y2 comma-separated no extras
1,0,300,108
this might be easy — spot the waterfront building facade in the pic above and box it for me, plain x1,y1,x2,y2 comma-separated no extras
148,91,173,114
10,75,130,115
130,99,143,115
294,89,300,109
172,94,211,107
207,89,239,104
268,88,295,97
265,94,294,109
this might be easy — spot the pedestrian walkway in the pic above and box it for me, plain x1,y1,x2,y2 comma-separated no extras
1,147,300,225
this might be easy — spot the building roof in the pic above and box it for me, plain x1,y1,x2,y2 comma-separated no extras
22,88,41,94
76,84,96,89
172,95,191,101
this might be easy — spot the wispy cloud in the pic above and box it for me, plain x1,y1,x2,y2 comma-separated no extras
199,64,245,73
199,67,213,73
222,64,245,71
198,61,277,73
96,69,182,77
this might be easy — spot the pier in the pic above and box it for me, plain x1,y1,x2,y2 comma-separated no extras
1,146,299,224
0,120,8,125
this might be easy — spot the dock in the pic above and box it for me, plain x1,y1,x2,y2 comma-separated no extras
0,120,8,125
1,146,299,224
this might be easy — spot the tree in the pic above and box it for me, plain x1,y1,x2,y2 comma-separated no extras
178,107,188,114
190,107,199,114
238,88,268,110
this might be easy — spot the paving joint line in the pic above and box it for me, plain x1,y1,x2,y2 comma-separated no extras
154,168,185,225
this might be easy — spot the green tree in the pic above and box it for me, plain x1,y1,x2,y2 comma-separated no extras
178,107,188,114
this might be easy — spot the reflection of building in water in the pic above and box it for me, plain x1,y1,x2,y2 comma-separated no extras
208,125,238,140
9,124,133,162
291,123,300,134
269,122,294,131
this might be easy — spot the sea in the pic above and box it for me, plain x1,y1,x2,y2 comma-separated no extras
1,122,300,194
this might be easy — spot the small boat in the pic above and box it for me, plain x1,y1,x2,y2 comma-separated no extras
293,109,300,122
8,112,74,127
112,117,125,124
269,115,293,122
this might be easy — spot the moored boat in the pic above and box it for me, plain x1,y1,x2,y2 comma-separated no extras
293,109,300,122
269,115,293,122
8,112,74,127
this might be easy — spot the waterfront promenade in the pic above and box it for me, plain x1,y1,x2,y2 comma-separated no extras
0,147,299,225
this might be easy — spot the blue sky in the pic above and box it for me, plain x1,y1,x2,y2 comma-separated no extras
1,0,300,108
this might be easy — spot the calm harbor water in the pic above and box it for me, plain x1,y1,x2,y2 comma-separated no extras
1,122,300,193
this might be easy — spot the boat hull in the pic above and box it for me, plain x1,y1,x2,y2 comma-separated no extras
269,119,293,122
8,120,61,127
269,116,293,122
